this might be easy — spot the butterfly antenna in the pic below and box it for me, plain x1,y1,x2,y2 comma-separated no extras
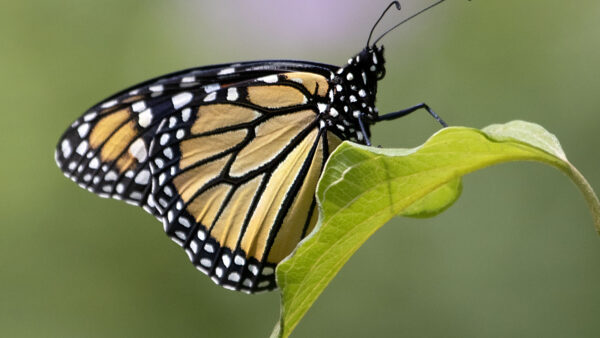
370,0,450,47
366,1,402,48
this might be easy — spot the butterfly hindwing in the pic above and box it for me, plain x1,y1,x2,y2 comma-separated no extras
148,71,343,292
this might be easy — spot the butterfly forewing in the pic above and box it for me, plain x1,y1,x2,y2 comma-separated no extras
55,62,334,215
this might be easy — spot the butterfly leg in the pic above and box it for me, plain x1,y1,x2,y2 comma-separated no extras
357,113,372,146
376,103,448,127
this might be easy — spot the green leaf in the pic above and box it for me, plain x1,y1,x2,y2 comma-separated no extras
399,178,462,218
271,121,600,338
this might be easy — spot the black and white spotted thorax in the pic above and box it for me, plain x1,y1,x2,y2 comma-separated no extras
319,45,385,144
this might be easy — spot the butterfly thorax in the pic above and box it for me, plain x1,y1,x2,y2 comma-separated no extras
322,45,385,144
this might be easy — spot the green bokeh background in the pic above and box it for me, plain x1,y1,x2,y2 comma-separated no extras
2,1,599,337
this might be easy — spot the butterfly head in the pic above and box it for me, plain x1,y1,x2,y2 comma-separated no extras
326,45,385,143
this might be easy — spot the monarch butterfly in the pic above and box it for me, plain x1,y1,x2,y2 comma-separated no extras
55,1,448,293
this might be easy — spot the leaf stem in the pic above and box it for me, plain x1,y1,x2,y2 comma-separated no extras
562,163,600,234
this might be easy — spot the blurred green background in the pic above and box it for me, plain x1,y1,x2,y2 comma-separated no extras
2,1,600,337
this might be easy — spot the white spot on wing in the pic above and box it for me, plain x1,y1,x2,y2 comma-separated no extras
104,171,118,181
317,103,327,113
204,92,216,102
77,123,90,138
168,117,177,128
61,140,72,158
149,85,164,93
132,101,146,113
83,112,97,122
181,108,191,122
128,138,147,162
172,92,193,109
228,272,240,282
203,83,220,93
222,284,236,291
260,74,278,83
160,134,170,145
89,157,100,169
234,255,245,265
226,87,238,101
181,76,195,83
163,147,173,159
100,99,117,109
138,108,152,128
175,231,186,240
185,248,194,261
190,240,198,254
135,169,150,185
217,67,235,75
179,216,191,228
130,191,143,200
171,237,184,248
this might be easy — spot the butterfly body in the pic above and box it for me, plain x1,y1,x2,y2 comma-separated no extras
56,45,387,293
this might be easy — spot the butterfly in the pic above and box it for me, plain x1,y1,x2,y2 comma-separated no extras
54,1,448,293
